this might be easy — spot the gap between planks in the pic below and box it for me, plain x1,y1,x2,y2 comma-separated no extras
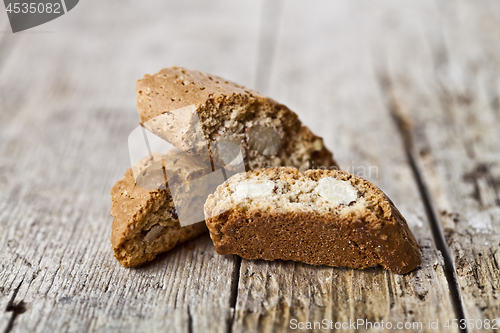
3,279,26,333
376,67,468,333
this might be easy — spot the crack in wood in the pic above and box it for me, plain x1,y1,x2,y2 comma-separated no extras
187,305,193,333
376,70,468,333
3,280,27,333
227,256,241,333
463,162,500,207
385,271,395,309
490,248,499,271
10,252,33,269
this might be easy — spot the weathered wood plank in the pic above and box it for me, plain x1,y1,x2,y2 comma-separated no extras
379,0,500,330
4,0,498,332
0,1,262,332
231,1,458,332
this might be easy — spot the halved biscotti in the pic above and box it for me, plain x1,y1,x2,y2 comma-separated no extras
110,152,209,268
204,167,421,274
136,66,337,171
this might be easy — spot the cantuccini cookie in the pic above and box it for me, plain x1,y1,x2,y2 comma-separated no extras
204,167,421,274
136,66,337,171
110,152,209,268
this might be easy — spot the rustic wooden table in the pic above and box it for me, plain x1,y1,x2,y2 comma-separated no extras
0,1,498,332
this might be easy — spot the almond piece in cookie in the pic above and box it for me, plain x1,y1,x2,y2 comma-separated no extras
136,66,338,171
204,167,421,274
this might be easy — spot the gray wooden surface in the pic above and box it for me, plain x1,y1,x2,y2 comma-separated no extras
0,1,498,332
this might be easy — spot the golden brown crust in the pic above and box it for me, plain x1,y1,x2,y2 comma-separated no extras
136,67,337,171
204,167,421,274
110,158,208,268
110,168,168,251
136,66,263,125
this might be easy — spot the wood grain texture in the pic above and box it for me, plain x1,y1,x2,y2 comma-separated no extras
1,0,498,332
373,1,500,331
230,1,458,332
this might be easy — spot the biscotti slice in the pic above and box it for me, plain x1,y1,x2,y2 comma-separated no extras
204,167,422,274
110,152,209,268
136,66,337,171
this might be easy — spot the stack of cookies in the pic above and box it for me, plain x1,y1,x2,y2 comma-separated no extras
110,67,421,274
